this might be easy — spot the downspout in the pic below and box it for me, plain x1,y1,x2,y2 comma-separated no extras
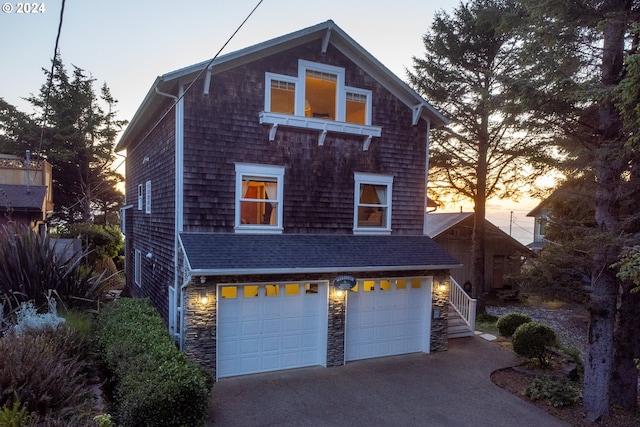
423,118,431,235
155,83,185,345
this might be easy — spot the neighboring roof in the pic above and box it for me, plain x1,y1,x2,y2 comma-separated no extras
0,184,47,212
426,212,473,238
117,20,449,152
179,233,460,275
426,212,531,254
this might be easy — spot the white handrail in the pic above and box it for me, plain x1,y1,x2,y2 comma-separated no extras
449,276,477,332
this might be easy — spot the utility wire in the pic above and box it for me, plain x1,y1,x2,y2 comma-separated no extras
35,0,66,165
134,0,264,147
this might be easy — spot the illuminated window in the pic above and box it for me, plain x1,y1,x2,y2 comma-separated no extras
411,279,422,289
244,285,259,298
263,60,372,126
266,74,296,114
354,173,393,234
235,164,284,233
220,286,237,299
285,284,300,296
265,284,279,296
380,280,391,291
305,283,319,294
363,280,375,292
346,90,370,124
396,279,407,290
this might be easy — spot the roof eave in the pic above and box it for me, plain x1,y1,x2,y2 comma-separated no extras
188,263,462,277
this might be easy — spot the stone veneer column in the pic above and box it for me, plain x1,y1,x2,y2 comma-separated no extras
430,274,449,352
183,283,217,377
326,286,346,367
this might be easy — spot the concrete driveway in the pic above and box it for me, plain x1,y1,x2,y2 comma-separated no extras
208,336,568,426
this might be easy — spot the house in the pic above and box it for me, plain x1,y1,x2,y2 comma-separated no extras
0,153,53,232
426,212,531,293
116,20,465,380
526,202,549,254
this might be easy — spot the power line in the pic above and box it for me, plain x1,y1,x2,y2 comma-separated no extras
35,0,66,162
133,0,264,148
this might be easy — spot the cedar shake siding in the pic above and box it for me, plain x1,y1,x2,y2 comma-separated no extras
181,41,427,234
124,104,176,322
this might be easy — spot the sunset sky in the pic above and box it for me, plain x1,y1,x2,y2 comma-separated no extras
0,0,541,244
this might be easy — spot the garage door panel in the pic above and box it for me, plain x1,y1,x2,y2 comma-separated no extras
346,278,430,362
217,282,327,378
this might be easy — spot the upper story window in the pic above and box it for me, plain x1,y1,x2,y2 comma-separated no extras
235,164,285,234
260,60,380,149
354,172,393,235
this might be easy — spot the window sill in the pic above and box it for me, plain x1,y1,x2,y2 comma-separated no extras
353,228,392,235
235,226,284,234
259,112,381,151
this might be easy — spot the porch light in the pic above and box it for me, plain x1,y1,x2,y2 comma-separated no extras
438,284,447,292
200,290,209,305
335,289,345,298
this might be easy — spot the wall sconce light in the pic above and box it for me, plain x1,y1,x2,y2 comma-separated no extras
146,252,153,259
200,290,209,305
142,156,150,164
200,276,206,284
438,284,447,292
335,289,345,298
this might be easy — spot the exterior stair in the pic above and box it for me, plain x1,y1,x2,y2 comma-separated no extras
448,303,475,338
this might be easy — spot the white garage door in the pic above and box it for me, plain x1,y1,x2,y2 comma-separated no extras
346,277,431,361
217,282,328,378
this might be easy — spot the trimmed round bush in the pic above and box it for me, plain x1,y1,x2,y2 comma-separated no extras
496,312,532,338
512,322,557,363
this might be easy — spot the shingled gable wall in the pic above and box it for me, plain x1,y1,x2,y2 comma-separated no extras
123,97,177,323
182,270,450,378
181,41,429,234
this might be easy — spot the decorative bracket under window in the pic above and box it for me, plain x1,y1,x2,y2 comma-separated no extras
260,112,382,151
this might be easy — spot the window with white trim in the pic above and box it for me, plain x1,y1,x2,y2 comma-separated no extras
134,249,142,287
235,164,285,233
145,180,151,214
354,172,393,234
260,60,379,148
137,184,143,210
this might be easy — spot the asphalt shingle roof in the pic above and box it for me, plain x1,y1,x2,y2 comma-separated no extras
179,233,460,275
0,184,47,212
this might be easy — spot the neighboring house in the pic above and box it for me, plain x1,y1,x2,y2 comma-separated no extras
526,202,549,254
0,153,53,232
116,20,462,380
426,212,531,293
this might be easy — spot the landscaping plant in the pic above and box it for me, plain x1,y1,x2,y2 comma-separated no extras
496,312,532,338
94,298,211,427
512,321,557,365
525,375,582,408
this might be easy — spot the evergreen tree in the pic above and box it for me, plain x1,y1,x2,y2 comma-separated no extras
517,0,640,417
24,58,127,226
409,0,555,312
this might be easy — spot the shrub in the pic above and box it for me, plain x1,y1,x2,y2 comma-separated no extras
94,298,211,427
12,299,65,335
0,224,110,312
0,398,36,427
512,321,557,364
0,326,96,424
525,375,582,407
496,312,532,338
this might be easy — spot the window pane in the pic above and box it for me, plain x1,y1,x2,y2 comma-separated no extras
396,279,406,290
220,286,237,299
363,280,375,292
271,80,295,114
411,279,422,289
240,178,277,225
285,283,300,296
357,183,388,228
305,283,319,294
305,70,336,120
346,92,366,124
265,284,279,296
380,280,391,291
244,285,259,298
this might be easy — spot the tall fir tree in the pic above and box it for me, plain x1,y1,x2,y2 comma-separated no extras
24,58,126,226
409,0,555,312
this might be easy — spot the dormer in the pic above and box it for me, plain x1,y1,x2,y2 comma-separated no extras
259,60,381,150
